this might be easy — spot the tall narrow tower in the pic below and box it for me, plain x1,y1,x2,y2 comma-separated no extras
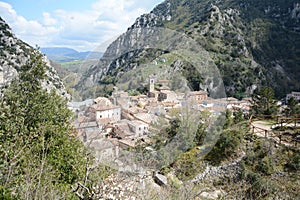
149,77,155,92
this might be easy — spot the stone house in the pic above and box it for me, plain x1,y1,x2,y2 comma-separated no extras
73,118,101,142
158,89,178,103
90,97,121,128
113,119,149,138
113,119,133,138
187,91,208,103
133,112,159,125
128,120,149,137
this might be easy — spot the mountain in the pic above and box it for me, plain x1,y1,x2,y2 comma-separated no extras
40,47,103,62
77,0,300,99
0,17,68,97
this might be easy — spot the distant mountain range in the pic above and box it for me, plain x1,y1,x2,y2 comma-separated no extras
40,47,103,62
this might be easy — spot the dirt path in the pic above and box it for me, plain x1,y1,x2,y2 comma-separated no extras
251,120,298,148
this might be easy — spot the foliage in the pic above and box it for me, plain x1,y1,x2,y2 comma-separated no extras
154,118,181,150
193,110,211,146
179,62,203,91
0,186,15,200
205,126,244,165
243,139,276,175
0,52,88,199
166,118,181,139
172,148,205,181
99,75,115,85
251,86,279,116
233,110,244,124
241,169,277,199
223,109,233,129
154,109,211,174
285,150,300,171
83,164,116,196
238,135,300,199
194,123,207,146
81,84,114,99
127,89,141,96
285,97,300,116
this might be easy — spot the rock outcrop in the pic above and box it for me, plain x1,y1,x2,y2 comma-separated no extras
0,17,68,98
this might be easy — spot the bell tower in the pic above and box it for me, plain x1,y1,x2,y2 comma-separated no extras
149,77,155,92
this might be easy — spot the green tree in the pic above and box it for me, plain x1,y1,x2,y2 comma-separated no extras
205,126,245,165
166,118,180,139
233,110,244,124
194,110,211,146
285,97,300,116
223,109,233,129
251,86,279,116
0,51,88,199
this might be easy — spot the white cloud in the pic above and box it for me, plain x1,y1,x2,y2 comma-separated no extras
0,2,17,21
43,12,57,26
0,2,59,47
0,0,160,51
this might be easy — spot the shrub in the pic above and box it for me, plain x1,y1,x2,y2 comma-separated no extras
172,148,205,181
205,128,242,165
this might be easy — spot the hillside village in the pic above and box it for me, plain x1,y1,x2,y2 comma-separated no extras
1,0,300,198
67,84,300,199
69,77,253,163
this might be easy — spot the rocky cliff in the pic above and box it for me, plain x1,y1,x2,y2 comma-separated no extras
0,17,68,97
77,0,300,99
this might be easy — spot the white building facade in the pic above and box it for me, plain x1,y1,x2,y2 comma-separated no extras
96,107,121,122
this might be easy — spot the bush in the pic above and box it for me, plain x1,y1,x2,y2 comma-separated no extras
241,166,278,199
172,148,205,181
255,156,274,175
0,186,15,200
285,151,300,172
205,128,242,165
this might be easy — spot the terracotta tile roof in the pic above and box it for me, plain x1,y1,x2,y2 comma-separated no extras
94,97,112,105
188,91,208,96
90,97,120,111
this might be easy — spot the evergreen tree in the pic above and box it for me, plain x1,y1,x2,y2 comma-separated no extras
0,51,87,199
251,86,279,116
285,97,300,116
224,109,233,129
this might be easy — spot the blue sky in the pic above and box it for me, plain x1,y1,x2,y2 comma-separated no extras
0,0,162,51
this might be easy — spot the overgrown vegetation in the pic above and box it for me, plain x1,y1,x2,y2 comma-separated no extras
148,103,299,199
205,127,244,165
0,52,96,199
